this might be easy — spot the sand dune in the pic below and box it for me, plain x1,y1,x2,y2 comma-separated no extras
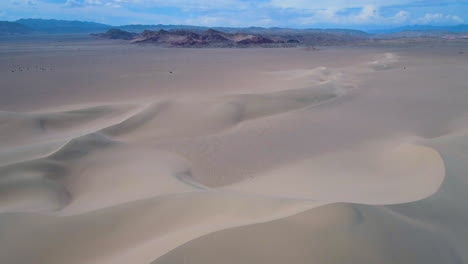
0,45,467,264
0,68,343,215
224,141,445,204
156,131,468,264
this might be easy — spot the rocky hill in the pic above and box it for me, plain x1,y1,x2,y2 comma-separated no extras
100,28,281,47
92,29,137,40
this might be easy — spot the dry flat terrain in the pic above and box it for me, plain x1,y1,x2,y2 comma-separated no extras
0,35,467,264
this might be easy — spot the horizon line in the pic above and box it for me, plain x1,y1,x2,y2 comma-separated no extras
4,18,468,32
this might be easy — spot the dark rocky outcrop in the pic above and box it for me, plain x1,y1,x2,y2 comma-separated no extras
126,28,279,46
237,35,275,44
287,39,300,43
92,29,137,40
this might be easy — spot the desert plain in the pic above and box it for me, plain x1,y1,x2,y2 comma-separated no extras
0,35,467,264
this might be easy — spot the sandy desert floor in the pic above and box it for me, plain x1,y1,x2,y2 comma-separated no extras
0,36,467,264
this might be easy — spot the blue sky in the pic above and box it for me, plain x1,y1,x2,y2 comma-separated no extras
1,0,467,29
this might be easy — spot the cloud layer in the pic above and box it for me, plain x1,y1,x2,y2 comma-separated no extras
1,0,467,28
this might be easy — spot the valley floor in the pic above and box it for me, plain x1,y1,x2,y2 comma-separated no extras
0,37,467,264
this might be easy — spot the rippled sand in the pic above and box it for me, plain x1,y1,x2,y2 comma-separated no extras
0,38,467,264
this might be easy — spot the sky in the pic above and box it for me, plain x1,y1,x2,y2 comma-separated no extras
1,0,467,29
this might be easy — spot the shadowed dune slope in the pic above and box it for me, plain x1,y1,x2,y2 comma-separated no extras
0,50,467,264
155,132,468,264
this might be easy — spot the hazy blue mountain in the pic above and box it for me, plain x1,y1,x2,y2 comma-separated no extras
0,21,33,34
15,18,111,33
118,24,369,37
369,24,468,34
7,18,468,39
118,24,209,32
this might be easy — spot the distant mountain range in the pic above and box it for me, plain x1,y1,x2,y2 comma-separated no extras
1,18,370,36
14,18,110,33
369,24,468,34
93,28,283,47
0,21,33,34
92,28,375,47
1,18,468,42
0,19,110,35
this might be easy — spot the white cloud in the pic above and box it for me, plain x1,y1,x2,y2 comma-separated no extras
102,0,251,10
415,13,464,24
3,0,466,27
85,0,103,5
64,0,83,7
296,6,410,26
258,18,273,26
355,5,379,23
393,10,410,24
195,16,224,26
184,15,246,27
105,2,121,7
268,0,413,10
64,0,122,8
